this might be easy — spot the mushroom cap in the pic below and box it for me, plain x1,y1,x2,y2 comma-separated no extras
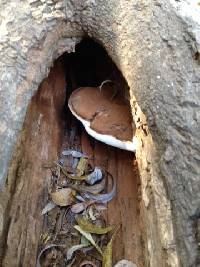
68,85,136,151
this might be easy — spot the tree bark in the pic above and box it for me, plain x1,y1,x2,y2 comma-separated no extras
0,1,199,266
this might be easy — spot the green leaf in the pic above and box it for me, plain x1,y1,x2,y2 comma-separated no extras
74,225,102,255
77,218,113,235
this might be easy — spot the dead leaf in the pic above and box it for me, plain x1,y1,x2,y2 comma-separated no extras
69,177,106,194
71,200,94,214
102,226,120,267
57,162,88,180
40,232,51,244
102,240,112,267
67,244,89,260
81,236,90,246
75,195,85,202
95,204,107,211
114,260,137,267
77,218,113,234
74,225,102,255
88,206,96,221
51,188,74,206
36,244,65,267
76,157,88,176
41,201,56,215
80,260,98,267
71,202,86,214
72,157,79,169
62,150,88,158
66,257,76,267
84,172,116,203
85,167,103,185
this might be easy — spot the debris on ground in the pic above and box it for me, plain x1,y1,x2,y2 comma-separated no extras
38,146,119,267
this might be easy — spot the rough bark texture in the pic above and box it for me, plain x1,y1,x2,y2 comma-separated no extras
0,0,200,266
0,59,66,266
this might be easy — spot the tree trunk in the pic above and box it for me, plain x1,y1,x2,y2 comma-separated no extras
0,1,199,266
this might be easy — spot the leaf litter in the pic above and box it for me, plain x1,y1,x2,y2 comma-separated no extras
77,218,113,234
38,143,118,266
50,188,74,207
62,149,88,158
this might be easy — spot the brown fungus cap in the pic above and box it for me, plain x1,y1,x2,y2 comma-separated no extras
68,85,136,142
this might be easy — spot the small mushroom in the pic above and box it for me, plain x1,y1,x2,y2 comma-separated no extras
68,84,137,152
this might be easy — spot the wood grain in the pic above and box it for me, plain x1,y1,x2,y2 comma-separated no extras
80,130,143,266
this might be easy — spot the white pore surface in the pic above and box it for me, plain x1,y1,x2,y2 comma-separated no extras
68,103,137,152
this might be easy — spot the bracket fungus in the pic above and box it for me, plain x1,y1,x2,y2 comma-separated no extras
68,83,136,151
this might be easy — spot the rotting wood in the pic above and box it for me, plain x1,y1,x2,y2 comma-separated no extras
1,59,66,267
1,41,143,267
